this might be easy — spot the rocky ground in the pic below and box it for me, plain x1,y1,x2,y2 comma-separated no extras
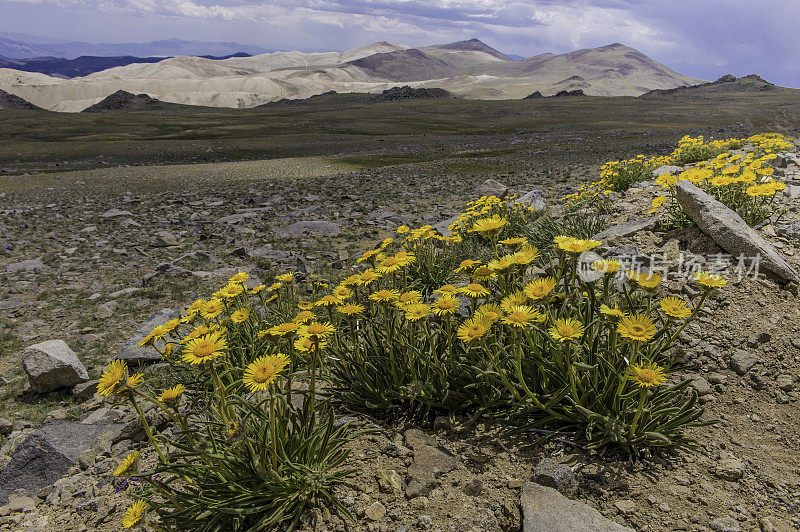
0,146,799,531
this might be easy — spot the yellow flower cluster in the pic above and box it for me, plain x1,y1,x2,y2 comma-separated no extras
448,195,534,235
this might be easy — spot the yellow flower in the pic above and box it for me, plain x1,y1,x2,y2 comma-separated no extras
126,373,143,388
475,303,504,323
457,317,491,343
315,295,340,308
628,362,667,388
556,237,602,254
243,353,290,392
182,330,227,364
297,301,314,311
336,303,365,317
471,215,508,236
454,259,480,273
500,291,528,312
201,299,225,319
357,269,381,286
617,314,657,342
268,322,300,337
229,272,249,284
158,384,185,403
250,284,266,294
693,271,727,290
98,360,127,397
524,277,557,300
114,451,140,477
122,499,147,528
499,236,528,248
600,303,626,319
549,318,584,343
294,335,326,353
471,265,497,282
397,225,410,234
276,272,294,283
591,259,622,275
230,308,250,323
635,273,662,290
332,286,353,300
404,303,431,321
459,283,490,299
300,321,335,340
659,297,691,319
397,290,423,307
432,296,460,316
376,256,403,274
369,289,400,303
501,306,544,328
434,284,459,296
651,196,667,208
293,310,315,324
218,283,244,299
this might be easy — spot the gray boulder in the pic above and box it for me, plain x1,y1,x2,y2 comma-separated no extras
521,482,634,532
676,181,799,283
117,308,180,364
513,189,546,211
592,218,657,243
22,340,88,393
476,178,508,198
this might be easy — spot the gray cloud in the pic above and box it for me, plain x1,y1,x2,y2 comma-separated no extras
1,0,797,87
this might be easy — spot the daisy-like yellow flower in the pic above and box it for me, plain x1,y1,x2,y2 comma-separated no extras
395,251,416,267
500,291,528,312
294,335,327,353
158,384,185,404
659,297,691,319
459,283,490,299
396,225,410,234
454,259,480,273
276,272,294,283
243,353,290,392
404,303,431,321
628,362,667,388
635,273,662,290
549,318,585,343
617,314,657,342
591,259,623,275
337,303,365,317
357,249,379,264
487,256,515,273
693,271,727,290
230,308,250,323
126,373,143,388
98,359,127,397
369,289,400,303
471,215,508,236
293,310,315,324
186,298,206,316
556,237,602,254
432,296,460,316
600,303,626,319
122,499,147,529
332,286,353,300
341,273,362,287
651,196,667,209
457,317,491,343
397,290,423,307
182,330,227,364
268,321,300,337
499,236,528,248
218,283,244,299
511,246,540,266
229,272,249,284
114,451,140,477
501,306,544,328
250,285,266,295
524,277,558,300
376,256,403,274
471,265,497,282
315,295,340,308
475,303,503,324
357,269,381,286
300,321,335,340
434,284,459,296
201,299,225,319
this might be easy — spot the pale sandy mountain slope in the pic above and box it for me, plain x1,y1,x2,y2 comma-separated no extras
0,40,704,112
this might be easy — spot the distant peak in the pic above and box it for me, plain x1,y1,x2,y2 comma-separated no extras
436,38,511,60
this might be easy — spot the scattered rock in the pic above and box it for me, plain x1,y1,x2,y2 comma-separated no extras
0,434,72,503
117,308,181,364
278,221,341,237
476,178,508,198
592,218,657,244
710,516,741,532
100,208,133,218
22,340,88,393
364,501,386,521
404,429,460,498
729,350,759,375
714,458,745,481
676,181,800,283
520,482,634,532
614,500,636,515
513,189,546,211
152,230,180,247
4,258,45,274
0,420,12,437
689,375,713,396
376,469,404,495
532,458,576,495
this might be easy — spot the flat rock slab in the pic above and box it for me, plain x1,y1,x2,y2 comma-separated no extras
23,340,88,393
4,258,45,274
521,482,634,532
117,308,180,364
404,429,461,498
676,181,799,283
278,221,341,237
34,419,124,462
593,218,657,244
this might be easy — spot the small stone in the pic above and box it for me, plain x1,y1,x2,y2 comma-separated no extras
0,419,12,436
710,516,741,532
364,501,386,521
532,457,576,494
463,479,483,496
729,350,759,376
714,458,745,481
614,500,636,515
776,374,794,392
689,375,713,396
409,497,429,511
72,380,98,400
375,469,403,495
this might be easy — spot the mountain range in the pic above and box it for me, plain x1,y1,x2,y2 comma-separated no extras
0,38,704,112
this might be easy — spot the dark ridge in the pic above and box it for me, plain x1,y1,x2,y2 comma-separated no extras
0,52,251,78
82,90,164,112
347,48,457,82
435,38,512,61
258,90,342,108
552,89,585,97
524,90,543,99
641,74,777,97
367,85,453,102
0,88,42,110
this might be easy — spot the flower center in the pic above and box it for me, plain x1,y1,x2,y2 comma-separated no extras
194,340,215,357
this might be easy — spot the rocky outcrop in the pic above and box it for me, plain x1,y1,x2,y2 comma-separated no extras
521,482,634,532
22,340,88,393
676,181,799,283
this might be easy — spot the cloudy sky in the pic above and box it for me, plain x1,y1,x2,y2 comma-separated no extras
2,0,797,87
